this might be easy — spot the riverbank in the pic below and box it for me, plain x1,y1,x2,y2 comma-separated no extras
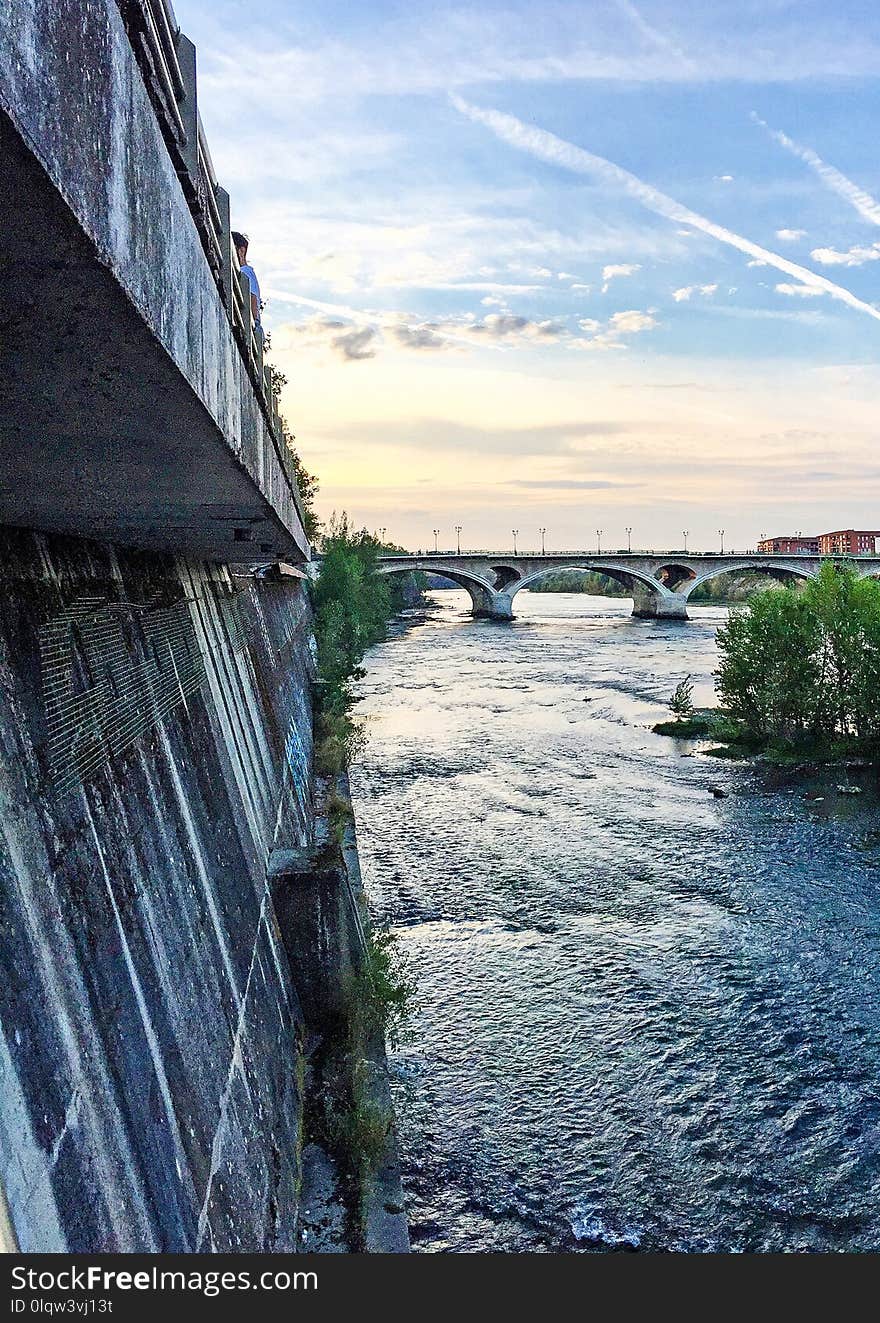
652,707,880,772
273,770,410,1253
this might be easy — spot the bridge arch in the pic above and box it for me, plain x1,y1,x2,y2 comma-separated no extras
682,559,817,601
377,562,500,616
655,563,697,592
509,561,670,604
507,560,691,618
490,564,521,590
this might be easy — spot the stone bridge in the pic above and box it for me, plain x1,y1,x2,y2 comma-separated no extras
378,552,880,620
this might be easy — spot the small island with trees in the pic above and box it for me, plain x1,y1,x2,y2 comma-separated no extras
655,562,880,766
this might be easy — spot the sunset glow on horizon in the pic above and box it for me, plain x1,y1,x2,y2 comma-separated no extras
180,0,880,551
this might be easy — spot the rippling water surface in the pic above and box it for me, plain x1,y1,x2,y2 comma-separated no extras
349,590,880,1252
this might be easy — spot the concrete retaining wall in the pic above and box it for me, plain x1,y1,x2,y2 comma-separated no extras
0,526,315,1251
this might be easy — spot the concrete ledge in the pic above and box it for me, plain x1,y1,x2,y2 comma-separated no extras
0,0,307,563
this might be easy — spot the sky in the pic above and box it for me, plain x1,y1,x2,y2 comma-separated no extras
177,0,880,552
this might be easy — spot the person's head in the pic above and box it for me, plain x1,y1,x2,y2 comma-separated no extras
232,230,248,265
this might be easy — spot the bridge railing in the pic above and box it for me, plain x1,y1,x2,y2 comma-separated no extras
115,0,306,533
378,549,880,561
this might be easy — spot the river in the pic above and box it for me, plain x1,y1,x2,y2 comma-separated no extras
348,589,880,1253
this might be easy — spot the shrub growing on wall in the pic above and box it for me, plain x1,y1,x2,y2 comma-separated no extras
311,514,393,715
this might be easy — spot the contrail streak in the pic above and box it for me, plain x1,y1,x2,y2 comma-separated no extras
451,96,880,324
753,114,880,227
611,0,695,72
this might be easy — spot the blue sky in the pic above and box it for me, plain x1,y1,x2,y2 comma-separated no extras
177,0,880,550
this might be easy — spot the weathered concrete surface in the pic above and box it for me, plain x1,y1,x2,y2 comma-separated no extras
0,0,307,563
631,586,688,620
379,552,880,621
273,777,410,1254
0,526,315,1251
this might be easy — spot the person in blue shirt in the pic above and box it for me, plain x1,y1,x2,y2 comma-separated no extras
232,230,262,339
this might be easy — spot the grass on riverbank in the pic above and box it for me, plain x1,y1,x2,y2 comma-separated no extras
653,707,878,767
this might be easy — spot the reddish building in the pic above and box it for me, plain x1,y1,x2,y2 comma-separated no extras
757,535,819,555
817,530,880,556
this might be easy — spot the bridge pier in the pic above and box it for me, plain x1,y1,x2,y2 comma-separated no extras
471,588,514,620
631,588,689,620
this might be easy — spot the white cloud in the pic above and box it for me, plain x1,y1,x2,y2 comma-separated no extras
601,262,641,293
611,0,695,72
461,313,563,341
509,262,554,279
276,317,382,360
274,304,574,360
198,17,880,125
609,309,657,334
811,243,880,268
334,326,380,359
747,259,767,268
391,322,452,351
451,96,880,323
674,283,717,302
776,228,806,241
571,307,659,349
755,116,880,227
715,174,734,183
776,282,824,298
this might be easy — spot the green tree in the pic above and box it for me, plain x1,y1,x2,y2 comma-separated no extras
803,561,865,740
852,575,880,741
669,675,695,721
311,514,393,714
281,428,321,543
714,563,880,749
715,586,820,740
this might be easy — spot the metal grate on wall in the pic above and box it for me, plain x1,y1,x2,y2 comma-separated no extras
217,593,249,654
40,595,207,797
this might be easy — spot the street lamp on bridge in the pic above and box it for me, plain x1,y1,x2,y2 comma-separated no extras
512,528,519,554
718,528,724,554
433,529,440,553
683,529,689,552
625,526,632,553
596,528,602,554
455,525,462,554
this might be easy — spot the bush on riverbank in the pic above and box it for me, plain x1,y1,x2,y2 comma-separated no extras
652,709,760,745
716,563,880,749
304,515,417,1238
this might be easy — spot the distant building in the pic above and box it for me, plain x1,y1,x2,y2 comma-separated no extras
757,535,819,555
817,529,880,556
758,530,880,555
